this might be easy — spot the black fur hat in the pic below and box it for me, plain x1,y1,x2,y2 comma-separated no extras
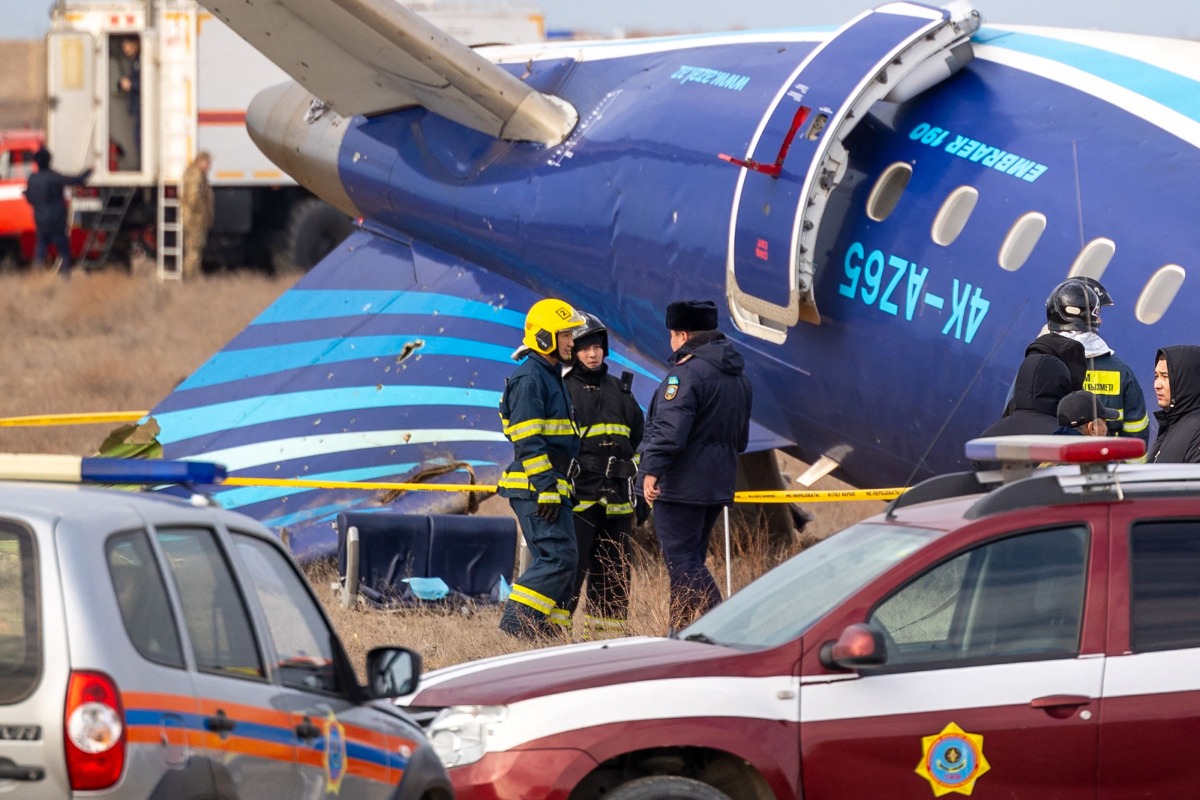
665,300,718,332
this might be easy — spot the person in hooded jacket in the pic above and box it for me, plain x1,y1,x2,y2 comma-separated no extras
559,311,645,638
1149,345,1200,463
638,300,752,632
975,355,1074,471
985,354,1074,437
1003,333,1086,416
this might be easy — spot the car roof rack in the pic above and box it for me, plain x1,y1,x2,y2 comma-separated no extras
885,471,990,519
883,435,1200,521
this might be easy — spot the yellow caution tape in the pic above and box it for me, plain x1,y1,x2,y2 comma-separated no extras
734,488,906,503
0,411,149,427
223,476,905,503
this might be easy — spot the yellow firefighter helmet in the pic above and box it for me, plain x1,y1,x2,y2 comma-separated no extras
523,298,585,355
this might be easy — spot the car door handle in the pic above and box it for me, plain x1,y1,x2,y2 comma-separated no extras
1031,694,1092,708
0,757,45,781
295,717,322,741
204,709,237,737
1031,694,1092,719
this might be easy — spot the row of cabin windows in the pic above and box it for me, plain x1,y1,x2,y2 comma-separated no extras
865,162,1186,325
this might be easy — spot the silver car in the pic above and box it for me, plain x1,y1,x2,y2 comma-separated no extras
0,473,452,799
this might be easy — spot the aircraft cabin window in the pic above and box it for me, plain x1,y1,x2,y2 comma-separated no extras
1068,237,1115,281
866,162,912,222
997,212,1047,272
931,186,978,246
1135,264,1186,325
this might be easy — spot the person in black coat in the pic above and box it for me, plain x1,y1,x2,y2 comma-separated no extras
638,300,752,633
1149,345,1200,463
23,148,92,276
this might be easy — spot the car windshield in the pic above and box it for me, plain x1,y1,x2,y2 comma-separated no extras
679,521,943,648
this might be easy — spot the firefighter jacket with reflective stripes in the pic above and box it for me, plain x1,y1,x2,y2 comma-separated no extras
1083,351,1150,443
498,353,580,504
565,361,645,514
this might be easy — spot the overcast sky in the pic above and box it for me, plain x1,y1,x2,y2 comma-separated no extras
10,1,1200,40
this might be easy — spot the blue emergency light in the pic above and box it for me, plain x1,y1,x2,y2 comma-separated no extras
0,454,226,485
965,435,1146,464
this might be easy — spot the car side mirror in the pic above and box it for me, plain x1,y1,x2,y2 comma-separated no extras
819,623,887,671
365,646,423,698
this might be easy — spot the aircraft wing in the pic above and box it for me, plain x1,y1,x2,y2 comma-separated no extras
148,230,787,557
198,0,577,143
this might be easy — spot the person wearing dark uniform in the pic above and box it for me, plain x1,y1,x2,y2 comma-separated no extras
559,312,644,638
638,300,752,633
1046,278,1150,446
497,298,585,639
23,148,92,276
1149,345,1200,463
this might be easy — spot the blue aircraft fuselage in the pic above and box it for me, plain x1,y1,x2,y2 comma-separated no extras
333,28,1200,487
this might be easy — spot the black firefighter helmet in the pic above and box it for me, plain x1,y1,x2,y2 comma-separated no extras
573,311,609,357
1046,278,1103,332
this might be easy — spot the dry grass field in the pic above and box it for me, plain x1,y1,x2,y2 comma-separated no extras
0,269,880,675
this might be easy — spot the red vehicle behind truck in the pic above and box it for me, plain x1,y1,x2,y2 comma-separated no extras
0,128,88,267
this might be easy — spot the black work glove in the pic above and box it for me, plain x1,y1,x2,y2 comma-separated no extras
635,495,651,527
535,501,561,524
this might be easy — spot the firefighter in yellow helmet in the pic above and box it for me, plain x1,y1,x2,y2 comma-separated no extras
497,298,585,639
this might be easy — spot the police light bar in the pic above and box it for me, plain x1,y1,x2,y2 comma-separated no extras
0,454,226,485
965,435,1146,464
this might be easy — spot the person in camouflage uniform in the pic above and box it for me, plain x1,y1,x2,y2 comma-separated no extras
181,151,214,279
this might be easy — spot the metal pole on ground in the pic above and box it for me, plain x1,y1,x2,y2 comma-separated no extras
341,525,360,608
723,506,732,596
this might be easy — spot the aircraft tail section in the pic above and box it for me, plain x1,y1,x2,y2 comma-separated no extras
199,0,577,143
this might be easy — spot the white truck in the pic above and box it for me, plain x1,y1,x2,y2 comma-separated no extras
45,0,545,277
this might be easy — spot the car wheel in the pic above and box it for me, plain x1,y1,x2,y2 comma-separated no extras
606,776,732,800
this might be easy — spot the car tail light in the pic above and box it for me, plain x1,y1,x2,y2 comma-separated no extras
64,671,125,790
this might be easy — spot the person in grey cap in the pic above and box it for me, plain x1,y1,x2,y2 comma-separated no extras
1054,390,1120,436
637,299,752,633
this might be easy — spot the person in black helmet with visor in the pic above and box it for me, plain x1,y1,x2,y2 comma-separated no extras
558,311,644,638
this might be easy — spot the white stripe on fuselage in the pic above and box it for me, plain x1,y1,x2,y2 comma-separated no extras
190,428,507,471
975,43,1200,147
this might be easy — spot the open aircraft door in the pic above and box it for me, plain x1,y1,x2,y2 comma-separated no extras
726,1,980,343
46,31,97,175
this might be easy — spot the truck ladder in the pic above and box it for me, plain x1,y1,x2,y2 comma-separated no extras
77,187,136,272
156,181,182,280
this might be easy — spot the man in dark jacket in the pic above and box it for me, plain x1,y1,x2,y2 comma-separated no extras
23,148,92,276
1149,345,1200,463
497,297,584,639
560,312,644,638
638,299,752,632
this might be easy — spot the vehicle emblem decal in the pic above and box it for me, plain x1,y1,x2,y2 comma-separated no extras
915,721,990,796
324,709,348,794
